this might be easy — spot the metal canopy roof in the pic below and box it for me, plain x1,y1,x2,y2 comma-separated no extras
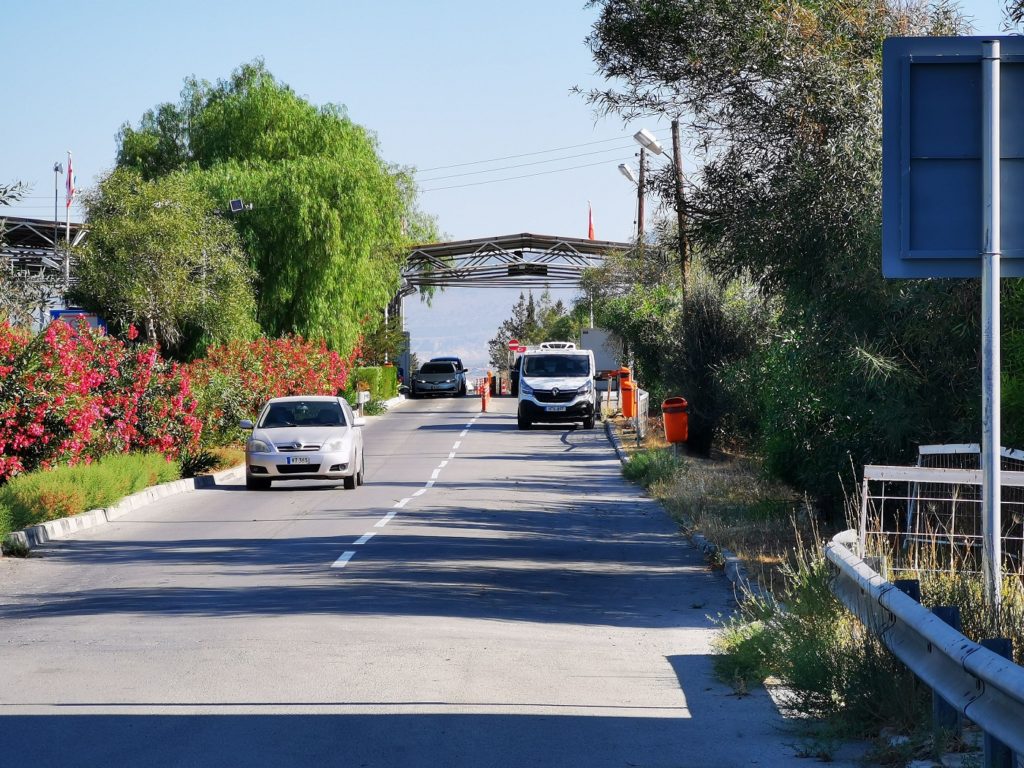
1,215,87,276
402,232,634,290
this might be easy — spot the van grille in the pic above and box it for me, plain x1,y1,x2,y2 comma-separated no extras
534,390,575,403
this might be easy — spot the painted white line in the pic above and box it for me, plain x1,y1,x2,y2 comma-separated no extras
354,533,376,546
426,480,435,488
394,498,410,509
413,488,427,497
431,468,441,479
331,551,356,569
438,460,448,468
375,510,397,527
459,430,468,437
453,441,462,449
465,422,474,428
448,452,456,460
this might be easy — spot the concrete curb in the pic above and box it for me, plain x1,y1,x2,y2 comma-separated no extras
604,420,630,464
4,463,245,554
602,421,767,604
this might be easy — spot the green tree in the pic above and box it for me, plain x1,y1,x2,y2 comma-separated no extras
72,168,259,356
580,0,984,499
116,60,437,353
487,290,580,369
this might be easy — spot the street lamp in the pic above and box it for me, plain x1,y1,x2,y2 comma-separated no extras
633,128,664,156
633,123,689,293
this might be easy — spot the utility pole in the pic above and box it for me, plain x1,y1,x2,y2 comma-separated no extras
636,147,646,244
671,119,689,295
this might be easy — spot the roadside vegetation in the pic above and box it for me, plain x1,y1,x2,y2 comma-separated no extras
584,3,1024,731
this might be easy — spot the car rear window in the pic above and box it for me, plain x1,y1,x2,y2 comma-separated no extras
259,401,347,428
420,362,457,374
523,355,591,377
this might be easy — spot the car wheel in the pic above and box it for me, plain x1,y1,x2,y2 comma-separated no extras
343,472,357,490
517,414,531,430
356,454,365,486
246,475,271,491
583,415,595,430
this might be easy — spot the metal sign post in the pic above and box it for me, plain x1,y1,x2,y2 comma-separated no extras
981,40,1002,612
880,36,1024,616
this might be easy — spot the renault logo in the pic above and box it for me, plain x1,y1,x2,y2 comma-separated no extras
552,387,559,396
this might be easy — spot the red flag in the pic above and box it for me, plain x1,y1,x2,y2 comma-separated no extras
65,151,75,209
588,202,595,240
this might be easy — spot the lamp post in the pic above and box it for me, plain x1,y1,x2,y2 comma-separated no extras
633,125,689,295
618,150,646,242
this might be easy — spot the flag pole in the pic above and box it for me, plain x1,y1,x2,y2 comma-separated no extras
64,150,72,290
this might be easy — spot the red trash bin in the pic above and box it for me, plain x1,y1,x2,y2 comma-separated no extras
662,397,688,443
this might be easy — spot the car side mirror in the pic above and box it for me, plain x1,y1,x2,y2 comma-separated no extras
353,417,366,427
239,419,254,430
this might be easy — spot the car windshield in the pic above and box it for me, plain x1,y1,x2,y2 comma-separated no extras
419,362,457,374
523,354,590,378
258,401,346,428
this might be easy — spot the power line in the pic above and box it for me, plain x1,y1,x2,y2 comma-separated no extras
420,157,635,192
417,144,643,182
415,130,670,173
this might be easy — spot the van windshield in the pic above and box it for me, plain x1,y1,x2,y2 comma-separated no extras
523,354,590,378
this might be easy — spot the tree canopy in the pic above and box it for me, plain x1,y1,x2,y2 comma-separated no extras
579,0,995,502
72,168,259,356
115,60,437,353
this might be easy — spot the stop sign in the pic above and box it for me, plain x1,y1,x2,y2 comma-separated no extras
508,339,519,350
514,344,527,353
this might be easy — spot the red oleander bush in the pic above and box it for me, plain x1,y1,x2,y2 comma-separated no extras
0,320,201,481
185,335,356,446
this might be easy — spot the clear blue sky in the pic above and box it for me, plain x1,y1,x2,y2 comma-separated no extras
0,0,1008,371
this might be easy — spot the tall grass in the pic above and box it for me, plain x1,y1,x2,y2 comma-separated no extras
714,533,929,736
0,453,180,538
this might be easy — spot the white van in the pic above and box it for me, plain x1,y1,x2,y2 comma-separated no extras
516,342,598,430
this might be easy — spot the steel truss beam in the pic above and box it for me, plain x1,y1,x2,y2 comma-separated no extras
402,232,635,290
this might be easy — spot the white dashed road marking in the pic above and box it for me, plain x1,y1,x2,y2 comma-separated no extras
334,412,480,568
331,551,356,569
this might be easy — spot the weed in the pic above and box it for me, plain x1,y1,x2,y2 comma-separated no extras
1,534,30,557
622,448,681,489
362,400,389,416
178,448,220,478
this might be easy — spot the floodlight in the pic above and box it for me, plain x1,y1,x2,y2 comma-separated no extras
618,163,638,183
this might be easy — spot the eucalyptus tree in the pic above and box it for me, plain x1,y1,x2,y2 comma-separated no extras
117,61,437,353
72,168,259,356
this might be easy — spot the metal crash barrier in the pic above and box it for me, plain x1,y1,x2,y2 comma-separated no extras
826,531,1024,761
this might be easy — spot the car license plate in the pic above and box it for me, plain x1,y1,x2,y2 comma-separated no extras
287,456,312,465
546,405,567,412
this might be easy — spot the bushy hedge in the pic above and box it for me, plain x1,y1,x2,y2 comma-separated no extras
349,365,398,402
0,321,200,481
0,452,181,537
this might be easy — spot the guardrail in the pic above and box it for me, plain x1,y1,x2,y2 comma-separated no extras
825,531,1024,760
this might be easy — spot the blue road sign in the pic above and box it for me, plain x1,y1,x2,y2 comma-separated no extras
882,36,1024,278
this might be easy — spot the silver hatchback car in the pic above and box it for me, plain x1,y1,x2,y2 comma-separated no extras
241,396,365,491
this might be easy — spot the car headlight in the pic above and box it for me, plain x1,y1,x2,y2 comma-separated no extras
324,437,351,452
247,438,273,453
576,380,593,395
520,381,533,395
444,378,455,383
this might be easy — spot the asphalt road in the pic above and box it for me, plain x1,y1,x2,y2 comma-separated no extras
0,396,839,768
